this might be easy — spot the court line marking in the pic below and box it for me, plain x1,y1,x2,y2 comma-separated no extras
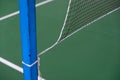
0,57,44,80
0,57,23,73
0,0,53,21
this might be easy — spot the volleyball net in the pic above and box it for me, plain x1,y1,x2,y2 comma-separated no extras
38,0,120,55
37,0,120,80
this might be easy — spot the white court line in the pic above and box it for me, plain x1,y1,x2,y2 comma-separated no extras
0,57,23,73
0,0,53,21
0,57,44,80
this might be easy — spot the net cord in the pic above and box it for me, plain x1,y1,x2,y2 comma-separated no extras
37,0,72,56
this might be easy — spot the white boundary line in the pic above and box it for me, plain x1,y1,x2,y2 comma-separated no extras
0,0,53,21
0,57,44,80
0,57,23,73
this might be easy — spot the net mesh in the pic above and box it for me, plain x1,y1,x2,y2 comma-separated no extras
58,0,120,41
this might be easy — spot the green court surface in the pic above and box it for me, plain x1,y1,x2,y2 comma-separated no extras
0,0,120,80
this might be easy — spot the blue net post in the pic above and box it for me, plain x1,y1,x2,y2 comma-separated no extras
19,0,38,80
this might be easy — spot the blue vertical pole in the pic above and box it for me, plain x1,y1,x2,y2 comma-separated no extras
19,0,38,80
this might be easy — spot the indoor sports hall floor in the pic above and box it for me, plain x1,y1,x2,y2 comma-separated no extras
0,0,120,80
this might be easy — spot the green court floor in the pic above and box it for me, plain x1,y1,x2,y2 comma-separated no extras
0,0,120,80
